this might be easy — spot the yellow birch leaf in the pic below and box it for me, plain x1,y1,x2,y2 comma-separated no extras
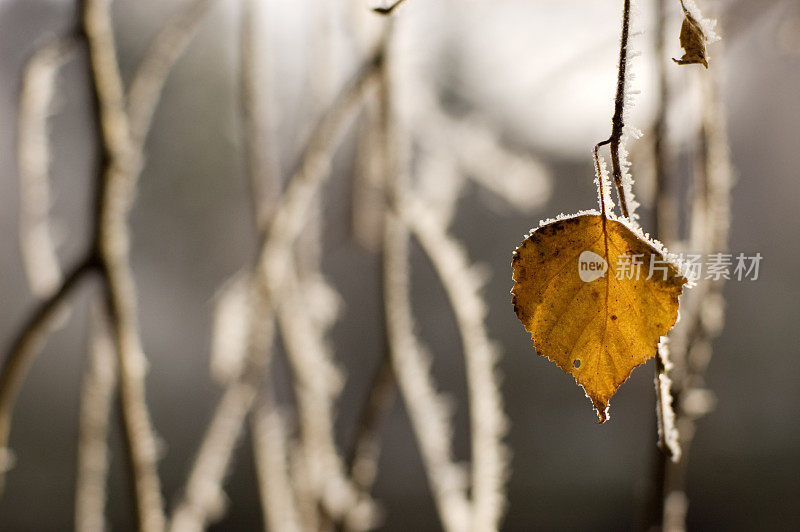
511,213,687,422
673,6,709,68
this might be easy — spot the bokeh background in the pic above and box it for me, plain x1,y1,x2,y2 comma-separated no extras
1,0,799,530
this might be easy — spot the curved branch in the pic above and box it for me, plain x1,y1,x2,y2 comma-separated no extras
0,257,95,495
404,195,508,530
127,0,216,146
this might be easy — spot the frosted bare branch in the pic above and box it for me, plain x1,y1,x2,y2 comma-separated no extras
403,195,509,530
169,382,259,532
0,258,92,495
75,300,117,532
84,0,165,528
126,0,216,146
251,401,303,532
17,38,76,296
383,211,470,532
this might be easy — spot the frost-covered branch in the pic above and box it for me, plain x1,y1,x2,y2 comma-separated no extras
645,2,730,528
251,400,303,532
17,37,77,296
0,257,94,494
595,0,641,221
83,0,165,528
379,24,470,531
383,211,470,532
75,301,117,532
126,0,216,146
403,194,509,530
169,381,260,532
170,20,383,529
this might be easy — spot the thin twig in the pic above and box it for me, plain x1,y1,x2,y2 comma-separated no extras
642,0,679,527
256,50,382,282
75,299,117,532
382,212,470,532
238,0,280,236
251,398,303,532
404,195,508,531
379,24,470,532
596,0,633,219
344,355,395,496
661,45,732,531
0,257,95,493
169,273,275,532
126,0,216,146
169,381,260,531
170,30,382,532
372,0,409,16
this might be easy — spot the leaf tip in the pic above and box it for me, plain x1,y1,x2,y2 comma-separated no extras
593,399,610,424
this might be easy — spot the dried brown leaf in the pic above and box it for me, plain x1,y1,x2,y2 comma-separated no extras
673,4,709,68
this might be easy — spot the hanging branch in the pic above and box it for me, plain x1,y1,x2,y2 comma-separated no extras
379,22,471,532
170,38,383,529
75,301,117,532
83,0,166,528
126,0,217,146
251,399,303,532
0,258,95,490
402,195,508,530
661,52,732,531
3,0,219,526
595,0,633,219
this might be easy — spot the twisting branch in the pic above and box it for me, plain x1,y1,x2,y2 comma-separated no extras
170,27,383,529
3,0,215,518
83,0,165,529
595,0,633,219
379,23,471,532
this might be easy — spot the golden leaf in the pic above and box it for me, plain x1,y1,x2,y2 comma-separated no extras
511,214,686,422
673,6,709,68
